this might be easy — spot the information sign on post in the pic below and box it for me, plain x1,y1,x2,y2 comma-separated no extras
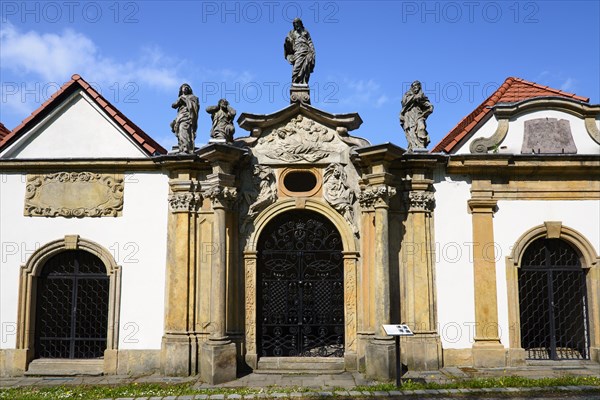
382,324,414,387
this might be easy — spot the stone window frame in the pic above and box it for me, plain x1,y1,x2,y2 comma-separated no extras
506,222,600,365
15,235,122,373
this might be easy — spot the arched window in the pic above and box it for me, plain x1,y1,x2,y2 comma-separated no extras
35,250,110,359
15,236,121,374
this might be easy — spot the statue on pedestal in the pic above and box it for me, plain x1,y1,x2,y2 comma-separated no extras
400,81,434,151
170,83,199,154
206,99,236,144
284,18,316,85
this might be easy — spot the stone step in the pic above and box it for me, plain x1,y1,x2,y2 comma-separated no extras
256,357,345,373
25,359,104,376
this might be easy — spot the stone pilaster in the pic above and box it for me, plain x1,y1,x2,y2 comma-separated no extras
162,174,202,376
468,198,506,367
197,144,245,384
401,186,441,370
360,179,398,380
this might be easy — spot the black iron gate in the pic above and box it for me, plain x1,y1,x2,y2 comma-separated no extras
257,211,344,357
518,238,589,360
35,250,109,359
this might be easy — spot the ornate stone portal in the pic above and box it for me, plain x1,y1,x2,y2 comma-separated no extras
159,31,444,383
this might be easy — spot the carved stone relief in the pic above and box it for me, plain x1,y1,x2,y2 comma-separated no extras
239,165,278,234
323,163,358,235
25,172,124,217
252,115,348,164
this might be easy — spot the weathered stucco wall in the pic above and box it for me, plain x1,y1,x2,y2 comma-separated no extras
0,172,169,350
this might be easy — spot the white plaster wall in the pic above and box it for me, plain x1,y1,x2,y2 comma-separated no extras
433,172,476,349
455,110,600,155
0,172,168,350
494,200,600,348
0,91,147,159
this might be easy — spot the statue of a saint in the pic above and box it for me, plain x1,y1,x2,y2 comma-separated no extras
206,99,236,144
170,83,199,154
400,81,434,151
284,18,316,85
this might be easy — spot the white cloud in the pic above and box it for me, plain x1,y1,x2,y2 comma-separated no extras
560,77,577,92
0,22,184,91
336,77,390,108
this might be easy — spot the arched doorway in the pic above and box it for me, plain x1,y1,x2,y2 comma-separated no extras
35,250,110,359
518,238,590,360
257,210,344,357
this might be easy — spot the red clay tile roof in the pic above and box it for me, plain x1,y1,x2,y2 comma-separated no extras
431,77,590,153
0,74,167,156
0,123,10,141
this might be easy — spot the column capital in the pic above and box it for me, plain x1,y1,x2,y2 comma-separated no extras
200,172,237,210
358,184,397,209
408,190,435,213
168,179,202,213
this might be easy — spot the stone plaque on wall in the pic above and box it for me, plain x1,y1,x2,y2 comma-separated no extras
521,118,577,154
25,172,124,217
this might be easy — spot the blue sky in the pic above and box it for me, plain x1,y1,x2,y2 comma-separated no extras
1,1,599,150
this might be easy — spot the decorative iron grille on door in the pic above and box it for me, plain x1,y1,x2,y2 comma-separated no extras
518,238,590,360
258,211,344,357
35,250,110,359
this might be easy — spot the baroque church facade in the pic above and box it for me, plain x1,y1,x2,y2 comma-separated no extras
0,74,598,384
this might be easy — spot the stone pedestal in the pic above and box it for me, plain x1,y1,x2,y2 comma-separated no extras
200,340,237,384
290,84,310,104
161,334,195,376
365,338,396,381
402,334,441,371
472,341,506,368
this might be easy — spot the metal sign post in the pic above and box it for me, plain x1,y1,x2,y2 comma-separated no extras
383,324,414,387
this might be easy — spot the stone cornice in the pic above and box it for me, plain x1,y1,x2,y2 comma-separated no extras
447,154,600,176
237,102,363,133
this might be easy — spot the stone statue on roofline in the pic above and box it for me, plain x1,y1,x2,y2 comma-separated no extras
170,83,199,154
284,18,316,86
206,99,236,144
400,80,434,151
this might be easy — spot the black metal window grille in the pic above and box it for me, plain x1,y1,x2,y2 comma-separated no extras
518,238,590,360
35,250,109,359
258,211,344,357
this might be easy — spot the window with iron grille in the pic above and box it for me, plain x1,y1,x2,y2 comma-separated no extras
518,238,590,360
35,250,110,359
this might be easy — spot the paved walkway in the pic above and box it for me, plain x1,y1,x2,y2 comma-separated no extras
1,364,599,398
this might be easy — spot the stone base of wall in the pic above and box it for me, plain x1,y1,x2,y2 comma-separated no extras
0,349,160,377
